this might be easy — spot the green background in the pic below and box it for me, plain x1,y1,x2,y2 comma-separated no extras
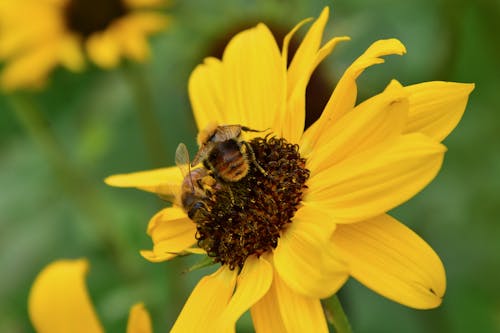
1,0,498,332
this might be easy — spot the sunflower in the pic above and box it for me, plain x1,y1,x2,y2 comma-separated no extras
106,7,473,332
0,0,168,91
29,259,152,333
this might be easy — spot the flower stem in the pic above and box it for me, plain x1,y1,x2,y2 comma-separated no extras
8,94,136,277
123,64,170,167
323,294,353,333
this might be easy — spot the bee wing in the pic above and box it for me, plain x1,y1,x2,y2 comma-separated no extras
191,141,216,167
175,143,191,178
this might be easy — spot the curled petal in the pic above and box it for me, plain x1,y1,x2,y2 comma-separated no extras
332,214,446,309
301,38,406,153
140,207,196,262
28,259,104,333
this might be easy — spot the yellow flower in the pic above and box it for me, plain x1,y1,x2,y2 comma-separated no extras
0,0,168,91
106,7,474,332
28,259,152,333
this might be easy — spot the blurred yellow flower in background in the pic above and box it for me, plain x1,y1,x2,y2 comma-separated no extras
105,7,473,332
29,259,152,333
0,0,168,91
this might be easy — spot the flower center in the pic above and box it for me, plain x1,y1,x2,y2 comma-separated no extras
64,0,128,37
191,136,310,270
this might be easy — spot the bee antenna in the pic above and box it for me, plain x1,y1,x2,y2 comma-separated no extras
241,126,270,133
188,162,195,193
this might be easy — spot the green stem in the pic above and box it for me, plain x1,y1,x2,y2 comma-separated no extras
9,94,136,277
123,64,170,167
323,294,353,333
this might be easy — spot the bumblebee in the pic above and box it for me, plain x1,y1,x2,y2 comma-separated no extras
192,124,267,182
176,143,217,219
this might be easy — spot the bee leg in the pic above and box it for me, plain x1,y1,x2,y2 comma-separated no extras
244,141,268,176
227,185,235,205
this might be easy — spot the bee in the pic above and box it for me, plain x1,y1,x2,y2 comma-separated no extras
191,124,267,182
176,143,218,219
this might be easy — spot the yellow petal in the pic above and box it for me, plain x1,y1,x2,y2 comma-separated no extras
301,38,406,152
221,23,285,132
250,265,288,333
304,79,408,173
332,214,446,309
125,12,169,34
86,31,120,68
140,207,196,262
216,256,273,332
281,8,329,143
105,166,182,197
125,0,166,9
286,7,329,96
171,266,238,333
0,41,59,91
127,303,152,333
281,7,349,144
273,208,348,298
306,133,446,223
58,33,85,72
113,18,150,62
403,81,475,141
273,272,328,333
28,259,104,333
189,57,227,131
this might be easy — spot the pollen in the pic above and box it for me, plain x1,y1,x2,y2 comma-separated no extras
193,136,310,270
64,0,128,37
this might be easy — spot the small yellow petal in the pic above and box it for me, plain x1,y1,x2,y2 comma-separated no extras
216,256,273,332
302,38,406,152
306,133,446,223
304,79,408,173
125,12,169,34
124,0,166,8
273,210,348,298
105,166,182,197
403,81,475,141
221,23,285,132
140,207,196,262
1,41,59,91
127,303,152,333
332,214,446,309
86,31,121,68
113,18,150,61
28,259,104,333
171,266,237,333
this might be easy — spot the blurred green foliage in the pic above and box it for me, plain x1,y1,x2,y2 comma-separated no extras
1,0,499,332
